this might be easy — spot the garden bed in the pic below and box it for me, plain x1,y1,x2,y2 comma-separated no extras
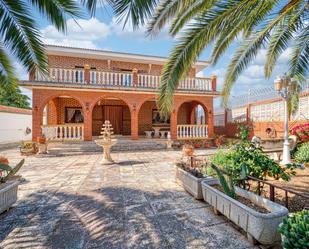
202,179,288,245
212,184,269,213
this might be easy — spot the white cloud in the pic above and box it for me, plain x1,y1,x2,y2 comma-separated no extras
110,17,170,40
41,18,110,49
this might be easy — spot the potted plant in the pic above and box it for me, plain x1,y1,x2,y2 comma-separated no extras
215,135,225,147
175,161,211,200
194,140,203,148
0,157,25,214
182,142,194,156
37,135,48,154
37,135,46,144
19,141,38,156
278,210,309,249
204,139,212,148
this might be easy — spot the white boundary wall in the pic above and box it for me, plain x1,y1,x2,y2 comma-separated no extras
0,111,32,144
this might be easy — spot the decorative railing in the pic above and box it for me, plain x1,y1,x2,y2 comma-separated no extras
90,71,133,86
41,124,84,141
177,124,208,139
33,68,214,92
36,68,85,84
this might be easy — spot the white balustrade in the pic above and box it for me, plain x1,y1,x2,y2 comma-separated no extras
41,124,84,141
36,68,85,84
177,125,208,139
179,77,212,91
138,74,160,88
90,71,133,86
35,68,213,92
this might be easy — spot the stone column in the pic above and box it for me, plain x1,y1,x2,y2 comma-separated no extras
32,94,43,141
207,108,214,138
84,64,90,84
211,75,217,91
132,68,138,87
131,105,138,140
170,109,177,140
83,102,92,141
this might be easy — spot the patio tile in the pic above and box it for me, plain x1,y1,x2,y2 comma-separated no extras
0,148,259,248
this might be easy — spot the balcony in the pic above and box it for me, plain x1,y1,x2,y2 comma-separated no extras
29,67,216,93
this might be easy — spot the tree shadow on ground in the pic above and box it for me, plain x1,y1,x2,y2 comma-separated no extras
0,184,255,249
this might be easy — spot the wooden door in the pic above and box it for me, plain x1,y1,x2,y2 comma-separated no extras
104,106,123,134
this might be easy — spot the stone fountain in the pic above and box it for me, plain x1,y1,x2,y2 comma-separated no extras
95,120,117,164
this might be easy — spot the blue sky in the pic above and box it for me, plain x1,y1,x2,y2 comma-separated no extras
16,5,292,105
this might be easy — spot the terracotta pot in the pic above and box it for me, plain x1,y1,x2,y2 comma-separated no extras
0,156,9,165
37,137,46,144
182,146,194,156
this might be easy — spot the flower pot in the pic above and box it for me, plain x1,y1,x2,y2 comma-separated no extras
176,167,211,199
37,137,46,144
0,180,19,214
182,145,194,156
201,179,288,245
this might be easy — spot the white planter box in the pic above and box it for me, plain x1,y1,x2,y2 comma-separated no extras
0,181,19,214
176,167,211,200
201,179,288,245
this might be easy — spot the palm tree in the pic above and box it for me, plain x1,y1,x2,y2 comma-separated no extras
111,0,309,113
0,0,113,85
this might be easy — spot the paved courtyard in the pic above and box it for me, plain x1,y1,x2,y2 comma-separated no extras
0,148,259,249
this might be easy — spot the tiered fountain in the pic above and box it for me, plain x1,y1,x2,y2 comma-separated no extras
95,120,117,164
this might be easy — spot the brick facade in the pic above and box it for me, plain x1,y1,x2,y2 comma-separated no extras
31,50,215,141
33,88,214,141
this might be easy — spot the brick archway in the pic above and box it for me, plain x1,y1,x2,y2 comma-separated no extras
32,90,86,141
91,96,132,137
170,96,214,139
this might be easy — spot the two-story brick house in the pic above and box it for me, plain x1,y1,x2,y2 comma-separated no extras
20,45,219,142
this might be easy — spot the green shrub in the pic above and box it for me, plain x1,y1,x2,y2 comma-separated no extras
295,142,309,163
279,210,309,249
210,124,295,184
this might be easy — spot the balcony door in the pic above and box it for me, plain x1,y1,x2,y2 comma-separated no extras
104,106,123,134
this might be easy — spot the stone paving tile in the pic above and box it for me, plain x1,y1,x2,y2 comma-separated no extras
0,148,260,249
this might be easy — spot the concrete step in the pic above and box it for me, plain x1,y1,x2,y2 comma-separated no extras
45,139,168,156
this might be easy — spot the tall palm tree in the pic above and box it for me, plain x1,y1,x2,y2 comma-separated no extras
111,0,309,113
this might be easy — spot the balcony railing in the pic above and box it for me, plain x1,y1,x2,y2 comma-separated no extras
41,124,84,141
177,124,208,139
34,68,214,92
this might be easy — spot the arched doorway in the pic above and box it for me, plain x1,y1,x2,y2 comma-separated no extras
177,100,208,139
92,97,131,137
177,101,207,125
138,99,170,138
41,95,84,140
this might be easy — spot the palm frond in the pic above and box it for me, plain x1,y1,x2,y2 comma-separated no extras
30,0,82,32
0,43,15,85
158,1,248,113
169,0,215,36
289,24,309,80
265,3,305,78
222,30,270,106
112,0,158,30
0,0,47,76
147,0,194,36
80,0,112,16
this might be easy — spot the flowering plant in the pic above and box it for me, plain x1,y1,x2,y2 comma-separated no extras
290,123,309,142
